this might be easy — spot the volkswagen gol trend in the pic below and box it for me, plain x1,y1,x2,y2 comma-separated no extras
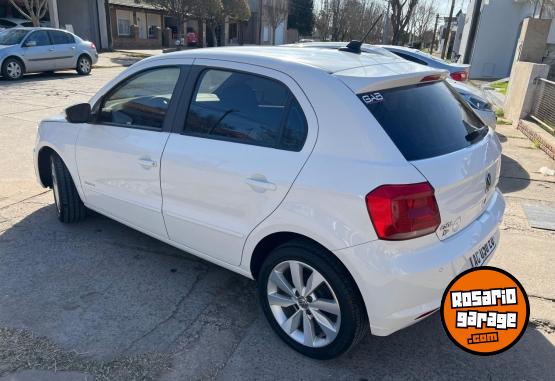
34,47,505,359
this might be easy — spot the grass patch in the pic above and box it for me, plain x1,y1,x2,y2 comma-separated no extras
490,82,508,95
498,118,512,125
495,108,504,118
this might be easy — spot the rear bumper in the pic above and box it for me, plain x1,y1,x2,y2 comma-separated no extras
334,189,505,336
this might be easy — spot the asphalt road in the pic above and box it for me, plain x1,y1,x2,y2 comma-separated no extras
0,67,554,380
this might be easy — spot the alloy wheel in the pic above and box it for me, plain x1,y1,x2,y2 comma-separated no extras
266,260,341,348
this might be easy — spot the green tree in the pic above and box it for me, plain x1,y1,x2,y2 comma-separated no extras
288,0,314,36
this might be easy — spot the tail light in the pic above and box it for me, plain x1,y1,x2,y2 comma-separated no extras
420,74,442,82
90,42,97,50
450,71,468,82
365,182,441,240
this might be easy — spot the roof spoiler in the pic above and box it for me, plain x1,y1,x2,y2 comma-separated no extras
335,66,449,94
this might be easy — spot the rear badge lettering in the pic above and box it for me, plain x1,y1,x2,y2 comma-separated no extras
361,93,384,105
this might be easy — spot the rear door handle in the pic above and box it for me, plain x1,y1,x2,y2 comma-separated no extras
245,177,277,192
138,158,157,169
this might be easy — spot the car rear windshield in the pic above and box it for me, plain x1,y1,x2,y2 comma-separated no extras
359,81,488,161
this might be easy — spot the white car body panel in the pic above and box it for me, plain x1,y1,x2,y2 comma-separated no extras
161,59,319,266
35,47,505,337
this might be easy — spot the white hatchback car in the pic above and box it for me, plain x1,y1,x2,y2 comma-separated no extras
34,46,505,359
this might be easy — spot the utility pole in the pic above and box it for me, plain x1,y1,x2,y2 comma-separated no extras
441,0,456,59
430,13,439,54
382,0,391,44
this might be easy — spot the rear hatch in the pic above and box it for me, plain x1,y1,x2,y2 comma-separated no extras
336,66,501,240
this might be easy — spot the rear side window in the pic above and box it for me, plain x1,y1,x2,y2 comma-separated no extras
49,30,75,44
394,52,427,66
360,81,487,161
184,69,307,151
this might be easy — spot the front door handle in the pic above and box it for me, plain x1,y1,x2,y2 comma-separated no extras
138,158,157,169
245,177,277,192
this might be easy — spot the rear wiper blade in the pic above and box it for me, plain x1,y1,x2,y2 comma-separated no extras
465,128,486,142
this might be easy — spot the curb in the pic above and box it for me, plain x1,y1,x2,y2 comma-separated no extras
517,120,555,160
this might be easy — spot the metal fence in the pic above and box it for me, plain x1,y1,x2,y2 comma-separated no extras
531,78,555,135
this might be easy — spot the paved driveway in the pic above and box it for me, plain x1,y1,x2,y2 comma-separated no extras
0,68,554,380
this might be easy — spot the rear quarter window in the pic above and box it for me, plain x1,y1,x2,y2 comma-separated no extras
360,81,488,161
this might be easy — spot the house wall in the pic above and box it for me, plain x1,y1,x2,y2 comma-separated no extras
108,5,164,49
463,0,534,79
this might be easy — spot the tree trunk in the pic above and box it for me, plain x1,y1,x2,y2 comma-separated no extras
271,27,276,45
32,16,40,27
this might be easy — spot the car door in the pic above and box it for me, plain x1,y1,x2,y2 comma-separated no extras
47,30,77,69
20,30,54,72
75,65,187,238
161,62,317,266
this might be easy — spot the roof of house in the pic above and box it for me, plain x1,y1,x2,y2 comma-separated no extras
108,0,161,11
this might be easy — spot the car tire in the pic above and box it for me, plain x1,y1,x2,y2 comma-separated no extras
1,57,24,80
50,154,87,223
257,239,369,359
76,55,92,75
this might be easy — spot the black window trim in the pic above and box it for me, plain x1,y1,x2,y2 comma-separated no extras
91,65,189,133
394,51,428,66
180,66,309,152
22,29,52,47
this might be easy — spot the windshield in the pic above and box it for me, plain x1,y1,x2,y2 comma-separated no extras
0,29,28,45
360,81,488,161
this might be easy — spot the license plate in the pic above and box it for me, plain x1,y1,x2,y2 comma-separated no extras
469,236,496,268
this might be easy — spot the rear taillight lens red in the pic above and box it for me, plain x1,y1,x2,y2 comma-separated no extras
90,42,96,50
365,182,441,240
450,71,468,82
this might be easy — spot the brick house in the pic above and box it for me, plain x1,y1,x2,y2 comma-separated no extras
107,0,168,49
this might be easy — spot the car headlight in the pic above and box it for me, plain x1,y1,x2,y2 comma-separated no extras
463,94,492,111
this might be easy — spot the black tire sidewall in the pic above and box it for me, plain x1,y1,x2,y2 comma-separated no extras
257,243,363,359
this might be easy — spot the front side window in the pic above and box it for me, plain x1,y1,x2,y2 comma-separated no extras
49,30,74,44
184,69,308,151
25,30,50,46
98,67,180,129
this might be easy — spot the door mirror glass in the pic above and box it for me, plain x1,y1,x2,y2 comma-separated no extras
66,103,91,123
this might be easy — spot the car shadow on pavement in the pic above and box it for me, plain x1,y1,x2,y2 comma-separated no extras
0,204,553,380
0,71,83,84
499,153,531,193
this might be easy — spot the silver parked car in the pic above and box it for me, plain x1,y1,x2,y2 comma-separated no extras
377,45,470,82
0,27,98,80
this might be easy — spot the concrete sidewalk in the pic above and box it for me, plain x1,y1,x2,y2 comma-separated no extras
95,50,162,68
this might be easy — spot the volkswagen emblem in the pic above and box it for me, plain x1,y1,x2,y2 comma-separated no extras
485,173,492,193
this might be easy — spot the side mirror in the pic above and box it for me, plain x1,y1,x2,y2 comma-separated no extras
65,103,91,123
24,40,37,47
